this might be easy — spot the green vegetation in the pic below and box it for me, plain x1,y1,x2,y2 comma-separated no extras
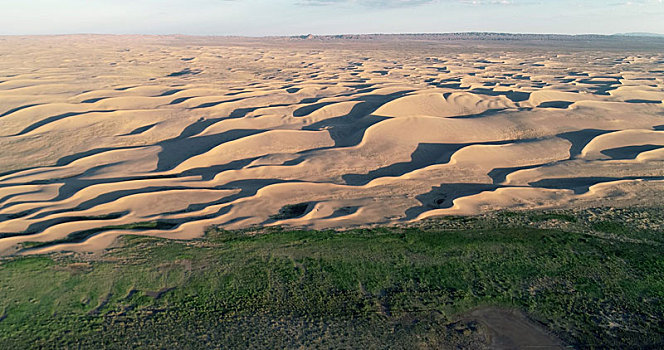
269,202,311,220
0,207,662,349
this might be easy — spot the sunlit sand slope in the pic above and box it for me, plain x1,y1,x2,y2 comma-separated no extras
0,35,663,254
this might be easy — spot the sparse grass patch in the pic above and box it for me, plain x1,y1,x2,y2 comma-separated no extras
269,202,311,220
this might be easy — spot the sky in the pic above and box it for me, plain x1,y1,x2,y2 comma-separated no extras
0,0,662,36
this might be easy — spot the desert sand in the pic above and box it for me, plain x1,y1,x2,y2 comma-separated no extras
0,35,662,255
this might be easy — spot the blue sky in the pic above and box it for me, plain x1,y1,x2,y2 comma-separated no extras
1,0,662,36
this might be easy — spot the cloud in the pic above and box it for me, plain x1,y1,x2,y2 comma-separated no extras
298,0,524,7
299,0,437,7
460,0,514,4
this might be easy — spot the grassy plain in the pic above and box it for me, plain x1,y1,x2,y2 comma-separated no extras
0,206,662,349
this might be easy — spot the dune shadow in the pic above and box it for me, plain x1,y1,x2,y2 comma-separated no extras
600,145,664,160
557,129,616,158
469,88,531,103
119,123,157,136
14,110,116,136
169,96,197,105
449,108,513,119
52,171,178,201
20,220,180,251
189,96,245,109
0,104,40,118
324,206,360,219
576,78,621,95
158,89,184,97
431,83,467,90
343,143,470,186
178,157,259,181
0,189,41,208
298,97,321,104
32,185,211,220
0,206,41,222
625,99,662,104
529,176,664,194
54,147,139,167
230,104,290,118
302,90,413,147
538,101,574,109
225,90,249,96
81,97,107,104
157,179,292,217
488,164,547,185
344,140,516,186
219,216,253,226
167,68,201,77
293,101,338,117
404,183,500,219
10,211,129,238
1,165,182,217
156,129,267,171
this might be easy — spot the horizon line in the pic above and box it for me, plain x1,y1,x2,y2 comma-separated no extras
1,31,663,38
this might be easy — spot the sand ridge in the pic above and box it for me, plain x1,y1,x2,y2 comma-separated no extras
0,35,663,254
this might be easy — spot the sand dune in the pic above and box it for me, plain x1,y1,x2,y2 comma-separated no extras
0,35,663,255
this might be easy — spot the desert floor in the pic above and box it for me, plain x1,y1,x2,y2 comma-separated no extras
0,35,663,254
